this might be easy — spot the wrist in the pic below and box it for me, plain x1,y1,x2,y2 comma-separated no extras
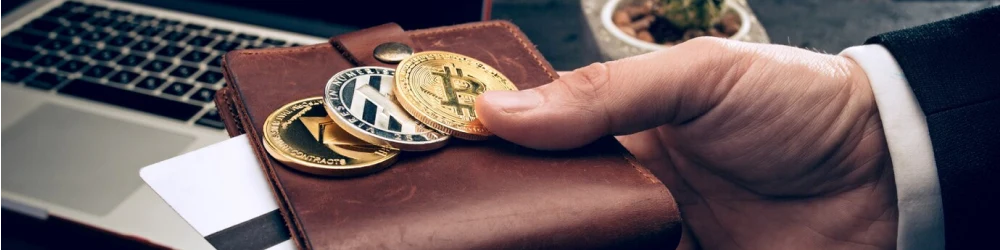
835,54,893,169
840,44,945,249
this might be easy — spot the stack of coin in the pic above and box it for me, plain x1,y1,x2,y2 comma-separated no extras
262,49,517,177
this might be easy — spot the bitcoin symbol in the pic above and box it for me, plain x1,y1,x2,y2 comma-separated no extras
395,51,517,140
433,66,485,117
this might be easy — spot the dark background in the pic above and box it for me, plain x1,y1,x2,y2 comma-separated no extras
5,0,998,70
492,0,999,70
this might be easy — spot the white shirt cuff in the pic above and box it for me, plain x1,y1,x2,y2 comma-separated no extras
840,44,945,250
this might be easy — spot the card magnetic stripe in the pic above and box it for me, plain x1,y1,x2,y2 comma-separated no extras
204,209,291,250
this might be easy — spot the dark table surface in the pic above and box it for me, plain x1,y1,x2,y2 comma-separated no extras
493,0,999,71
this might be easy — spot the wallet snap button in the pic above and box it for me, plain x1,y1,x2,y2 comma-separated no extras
373,42,414,63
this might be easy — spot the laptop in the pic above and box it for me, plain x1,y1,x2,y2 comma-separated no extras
1,0,487,248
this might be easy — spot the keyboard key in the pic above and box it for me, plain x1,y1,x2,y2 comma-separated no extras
81,31,109,42
92,49,120,61
66,44,95,56
112,21,141,32
24,19,63,33
169,65,198,78
137,25,164,36
208,54,222,67
82,5,107,13
24,72,67,89
195,70,223,84
195,108,225,129
106,35,133,47
57,26,88,37
3,30,48,46
2,45,39,61
183,23,206,31
290,43,303,47
131,40,159,52
41,38,71,50
155,45,186,57
181,50,209,63
82,65,113,78
212,40,240,52
57,60,89,73
162,31,190,42
235,33,259,40
230,37,256,46
186,35,215,46
108,9,131,18
158,18,181,26
108,70,139,84
3,67,35,82
64,12,92,22
86,17,114,26
59,78,203,121
117,54,147,67
190,87,216,102
209,28,232,36
132,14,155,22
135,76,165,90
32,54,64,67
262,38,286,46
163,82,194,96
142,60,172,72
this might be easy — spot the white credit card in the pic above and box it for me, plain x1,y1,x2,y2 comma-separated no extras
140,135,294,250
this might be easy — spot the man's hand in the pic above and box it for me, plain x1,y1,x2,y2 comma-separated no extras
475,37,898,250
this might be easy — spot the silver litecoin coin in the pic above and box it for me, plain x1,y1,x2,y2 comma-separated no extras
324,66,450,151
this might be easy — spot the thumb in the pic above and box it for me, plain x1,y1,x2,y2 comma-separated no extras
476,37,749,150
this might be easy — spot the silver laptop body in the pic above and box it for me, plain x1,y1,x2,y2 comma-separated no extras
2,0,326,248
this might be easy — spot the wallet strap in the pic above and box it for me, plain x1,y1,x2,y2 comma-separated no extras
330,23,418,67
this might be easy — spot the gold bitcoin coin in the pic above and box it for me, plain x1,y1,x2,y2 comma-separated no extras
262,97,399,176
394,51,517,140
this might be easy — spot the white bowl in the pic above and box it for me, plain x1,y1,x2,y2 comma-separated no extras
601,0,752,52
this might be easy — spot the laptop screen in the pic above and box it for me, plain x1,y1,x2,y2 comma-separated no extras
2,0,31,15
124,0,490,36
195,0,490,29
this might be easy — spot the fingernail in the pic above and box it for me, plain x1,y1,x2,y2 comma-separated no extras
484,90,542,113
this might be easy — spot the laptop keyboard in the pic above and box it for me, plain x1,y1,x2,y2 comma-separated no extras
1,1,304,129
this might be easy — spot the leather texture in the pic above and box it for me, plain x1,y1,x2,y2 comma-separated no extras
215,21,681,250
330,23,416,68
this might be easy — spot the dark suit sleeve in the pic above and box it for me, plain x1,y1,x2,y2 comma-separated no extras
866,6,999,249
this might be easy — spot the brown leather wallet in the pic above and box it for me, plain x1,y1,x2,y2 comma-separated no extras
214,21,681,250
